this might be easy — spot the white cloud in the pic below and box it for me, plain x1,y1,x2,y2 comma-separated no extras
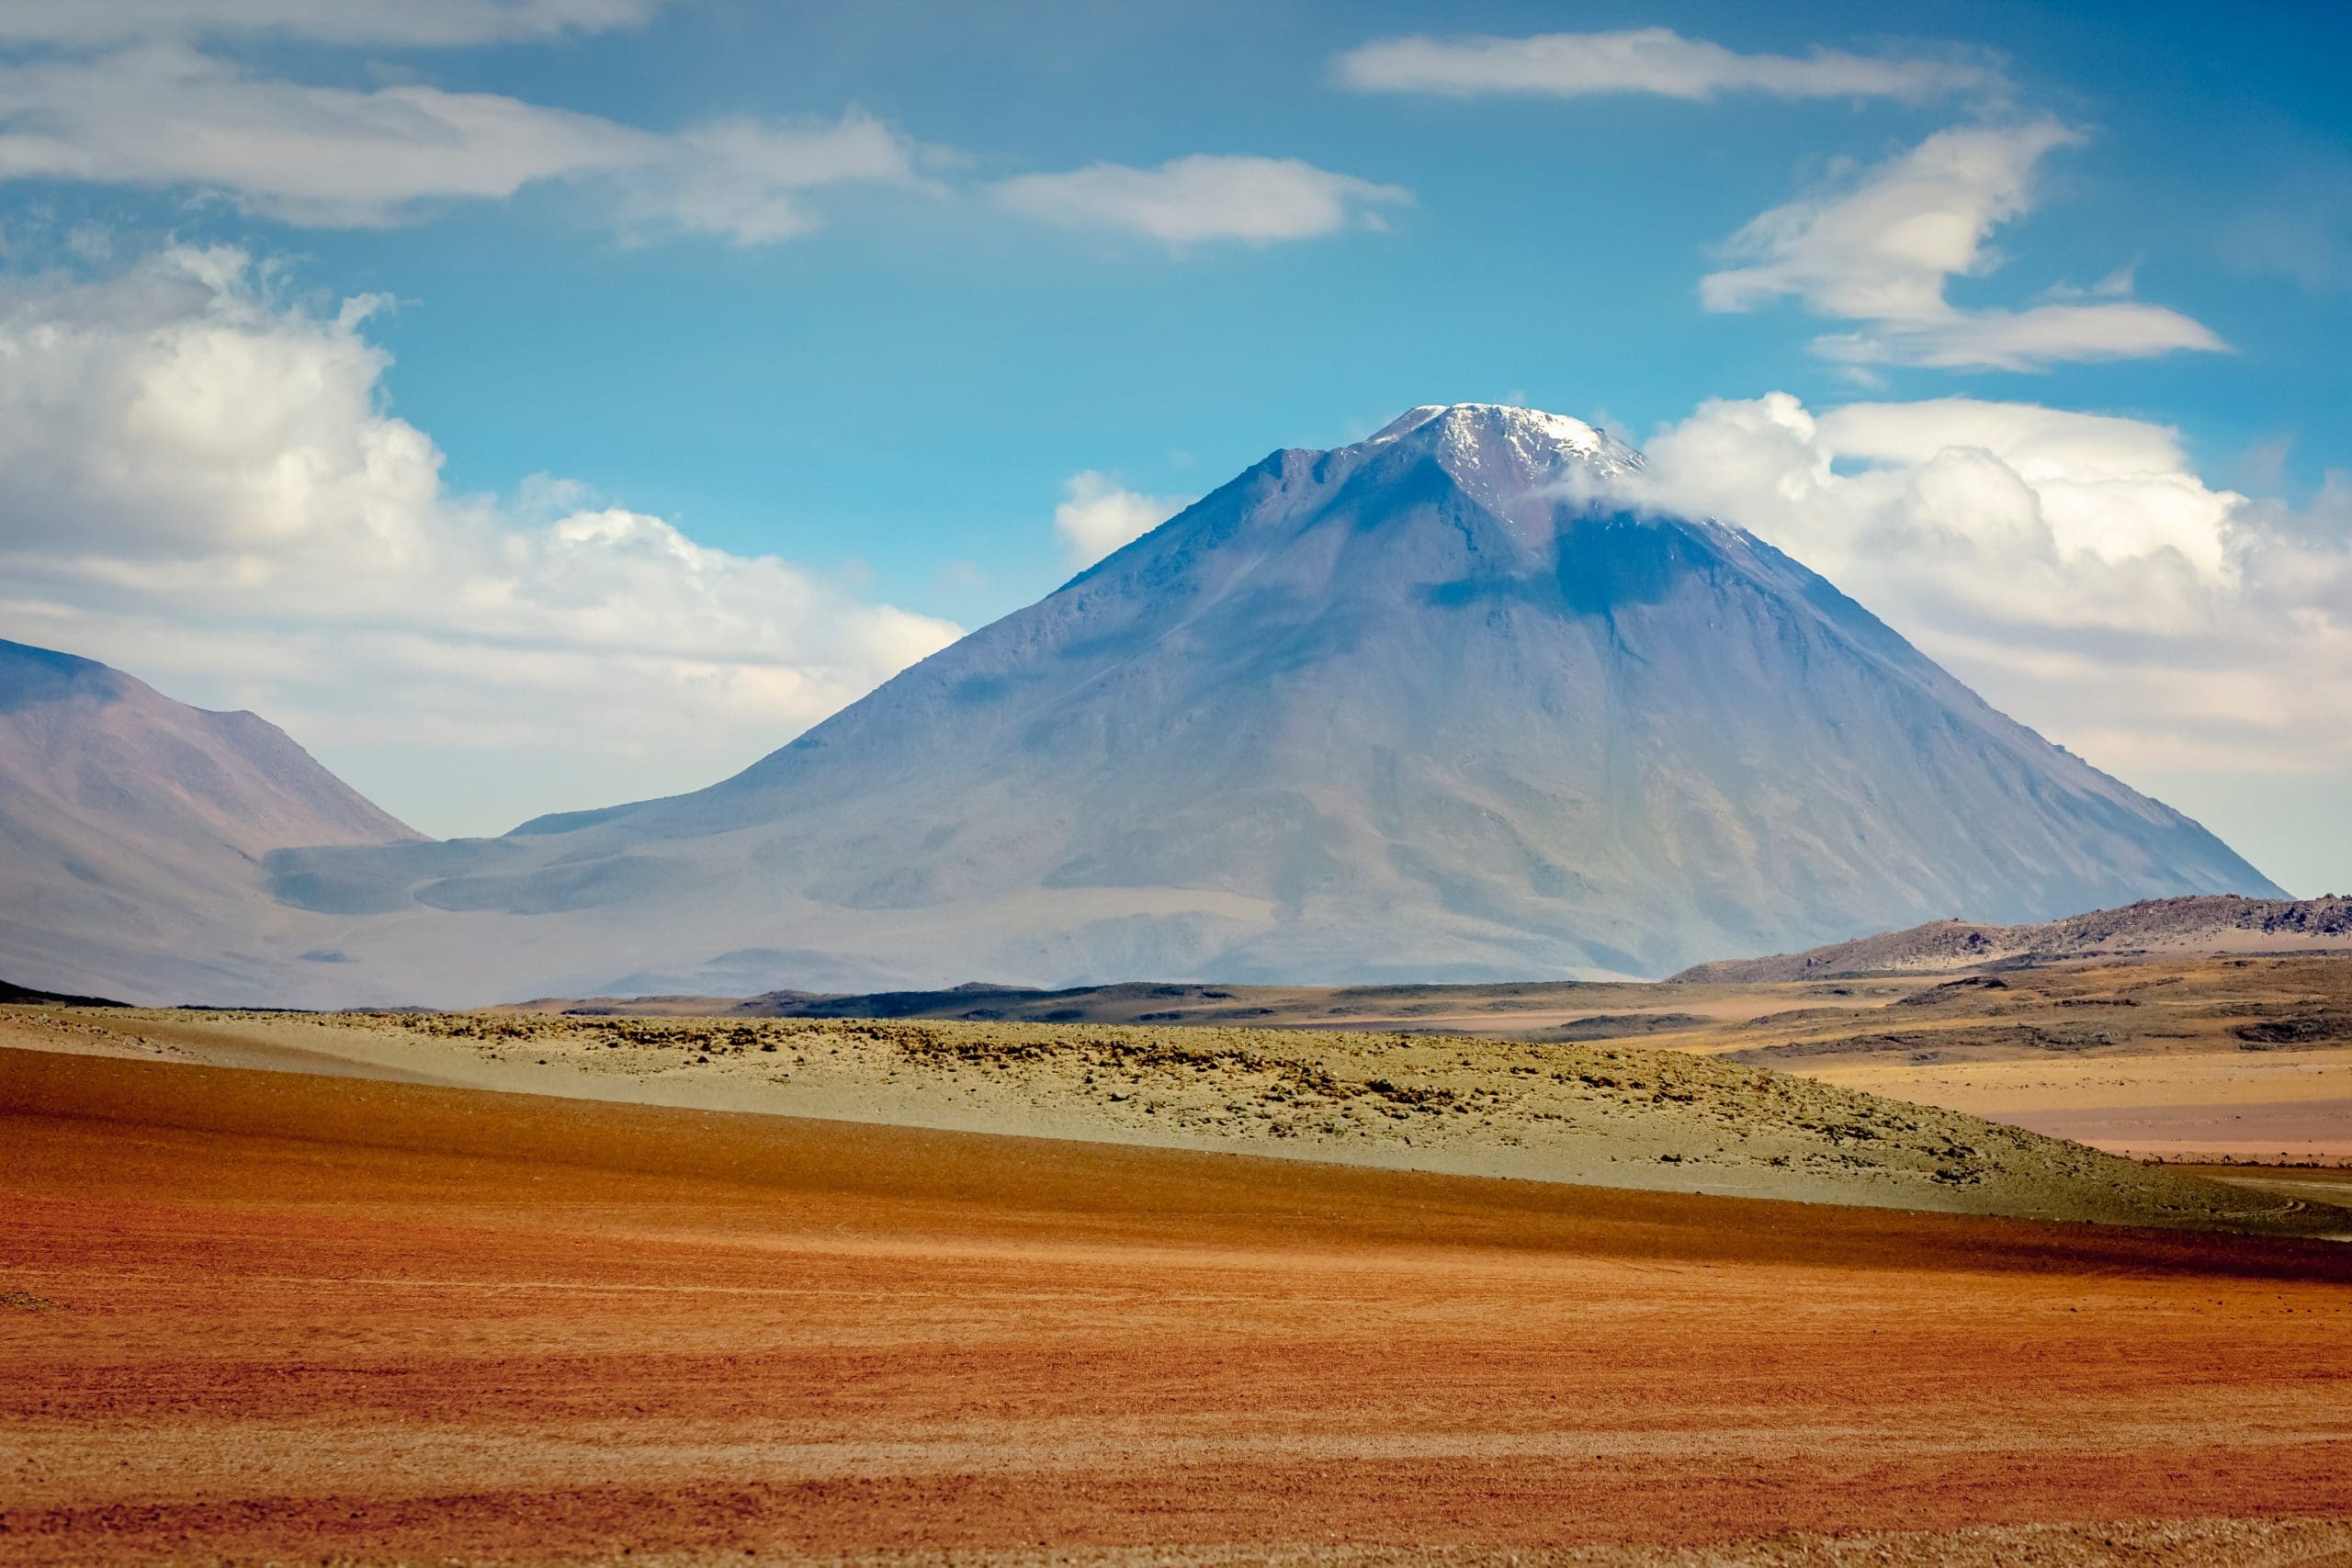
1336,26,2001,102
2041,263,2138,300
1053,473,1192,568
0,46,922,243
990,154,1410,247
1702,121,2225,370
0,247,962,835
1812,300,2227,374
609,113,924,245
0,0,660,46
0,46,1393,257
1627,392,2352,793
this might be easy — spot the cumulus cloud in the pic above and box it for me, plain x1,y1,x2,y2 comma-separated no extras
0,0,660,46
1336,26,2001,102
1624,391,2352,793
0,46,922,243
990,154,1410,246
1702,121,2225,371
1053,473,1192,568
0,247,962,834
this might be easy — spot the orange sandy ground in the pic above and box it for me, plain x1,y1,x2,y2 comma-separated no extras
4,1046,2352,1565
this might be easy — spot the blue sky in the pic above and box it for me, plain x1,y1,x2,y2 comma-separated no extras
261,0,2352,621
1,0,2347,893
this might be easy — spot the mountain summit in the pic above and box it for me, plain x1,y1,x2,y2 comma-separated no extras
0,637,419,1000
1370,401,1644,489
261,403,2279,1003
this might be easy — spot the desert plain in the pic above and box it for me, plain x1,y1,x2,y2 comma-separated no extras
6,952,2352,1565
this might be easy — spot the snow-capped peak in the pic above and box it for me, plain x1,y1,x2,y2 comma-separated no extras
1363,402,1644,507
1371,402,1601,452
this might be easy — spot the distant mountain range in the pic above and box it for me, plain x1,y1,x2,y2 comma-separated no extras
472,888,2352,1029
0,637,420,1001
1671,894,2352,984
0,404,2290,1005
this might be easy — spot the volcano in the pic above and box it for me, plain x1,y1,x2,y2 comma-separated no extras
251,403,2278,1003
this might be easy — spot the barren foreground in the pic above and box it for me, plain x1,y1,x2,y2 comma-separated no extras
5,1047,2351,1566
5,1002,2335,1233
492,953,2352,1167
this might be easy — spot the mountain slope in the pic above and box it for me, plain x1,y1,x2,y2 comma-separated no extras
263,404,2279,1005
0,638,420,1000
1672,894,2352,983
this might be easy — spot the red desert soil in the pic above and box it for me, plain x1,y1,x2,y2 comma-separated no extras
4,1046,2351,1566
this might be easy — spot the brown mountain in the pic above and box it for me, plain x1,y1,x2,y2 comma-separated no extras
0,637,419,1001
1670,894,2352,984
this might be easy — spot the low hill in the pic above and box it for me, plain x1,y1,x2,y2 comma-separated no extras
0,976,126,1007
1670,895,2352,984
488,978,1632,1026
5,1001,2342,1235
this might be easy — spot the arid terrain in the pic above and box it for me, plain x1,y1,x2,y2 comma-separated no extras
1670,895,2352,983
5,1045,2351,1566
1668,955,2352,1168
522,950,2352,1168
2,998,2339,1233
6,945,2351,1563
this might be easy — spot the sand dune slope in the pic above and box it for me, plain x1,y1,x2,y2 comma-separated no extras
4,1004,2339,1234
